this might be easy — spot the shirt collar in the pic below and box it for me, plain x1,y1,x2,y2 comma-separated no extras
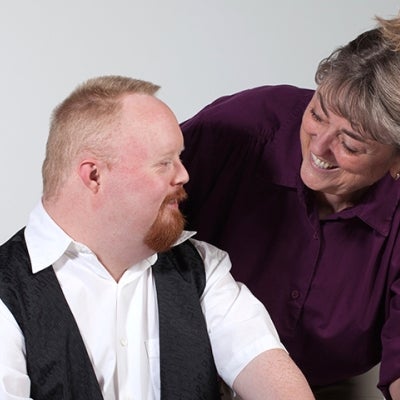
295,173,400,236
25,200,197,274
175,230,196,244
338,174,400,236
25,201,74,273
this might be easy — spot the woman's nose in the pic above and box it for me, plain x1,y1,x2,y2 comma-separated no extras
311,128,334,155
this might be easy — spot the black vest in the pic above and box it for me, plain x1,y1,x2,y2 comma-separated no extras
0,229,220,399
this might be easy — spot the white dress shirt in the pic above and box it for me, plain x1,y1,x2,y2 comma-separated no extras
0,201,285,400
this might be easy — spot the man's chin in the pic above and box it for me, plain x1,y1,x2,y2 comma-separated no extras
144,211,186,253
145,229,183,253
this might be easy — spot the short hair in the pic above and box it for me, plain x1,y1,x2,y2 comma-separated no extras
314,13,400,147
42,75,160,200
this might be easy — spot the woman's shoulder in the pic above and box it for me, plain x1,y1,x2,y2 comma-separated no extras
181,85,313,141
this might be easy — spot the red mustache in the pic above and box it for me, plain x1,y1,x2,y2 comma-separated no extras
162,187,188,206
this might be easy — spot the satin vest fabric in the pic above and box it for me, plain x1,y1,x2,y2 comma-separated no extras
0,229,220,399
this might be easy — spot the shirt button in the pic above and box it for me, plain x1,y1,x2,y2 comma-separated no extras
120,338,128,347
313,232,319,240
291,290,300,299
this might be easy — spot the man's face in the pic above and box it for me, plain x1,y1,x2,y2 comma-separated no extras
101,94,189,252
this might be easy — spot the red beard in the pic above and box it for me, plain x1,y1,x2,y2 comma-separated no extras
144,187,187,253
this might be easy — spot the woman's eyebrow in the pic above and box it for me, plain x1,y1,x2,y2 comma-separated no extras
341,128,367,143
317,92,366,143
317,92,329,117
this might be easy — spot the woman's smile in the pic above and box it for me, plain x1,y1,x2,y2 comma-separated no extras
311,152,337,170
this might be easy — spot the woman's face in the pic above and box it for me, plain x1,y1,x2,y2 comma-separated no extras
300,92,400,206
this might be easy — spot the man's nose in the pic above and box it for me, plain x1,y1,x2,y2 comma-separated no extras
174,160,189,185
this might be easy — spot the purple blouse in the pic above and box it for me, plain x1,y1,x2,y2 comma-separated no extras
180,85,400,399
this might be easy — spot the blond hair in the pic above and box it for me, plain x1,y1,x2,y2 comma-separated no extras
315,13,400,147
42,76,160,200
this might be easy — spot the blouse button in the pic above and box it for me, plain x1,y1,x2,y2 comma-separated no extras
291,290,300,299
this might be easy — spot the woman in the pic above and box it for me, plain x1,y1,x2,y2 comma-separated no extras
180,13,400,400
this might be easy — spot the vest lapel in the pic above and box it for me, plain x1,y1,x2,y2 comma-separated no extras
153,241,220,400
0,229,104,400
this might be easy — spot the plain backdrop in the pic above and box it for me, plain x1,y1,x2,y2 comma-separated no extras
0,0,399,243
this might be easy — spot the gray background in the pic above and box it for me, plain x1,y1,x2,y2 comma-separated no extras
1,0,399,243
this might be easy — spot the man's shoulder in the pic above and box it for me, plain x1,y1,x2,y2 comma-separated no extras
0,229,27,263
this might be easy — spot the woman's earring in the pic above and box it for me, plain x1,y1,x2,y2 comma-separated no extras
395,172,400,181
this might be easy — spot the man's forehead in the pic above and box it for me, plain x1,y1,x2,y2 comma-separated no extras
121,93,168,117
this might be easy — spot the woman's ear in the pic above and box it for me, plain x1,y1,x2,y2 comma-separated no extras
78,160,101,193
390,155,400,180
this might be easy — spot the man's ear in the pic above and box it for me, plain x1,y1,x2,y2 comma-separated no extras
78,160,101,193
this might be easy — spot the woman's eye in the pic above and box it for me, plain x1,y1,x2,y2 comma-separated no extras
340,140,359,154
310,109,323,122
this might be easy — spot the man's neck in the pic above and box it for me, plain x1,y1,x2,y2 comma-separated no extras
43,198,154,282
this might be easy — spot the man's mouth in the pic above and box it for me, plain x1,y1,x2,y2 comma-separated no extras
311,152,337,170
163,188,188,207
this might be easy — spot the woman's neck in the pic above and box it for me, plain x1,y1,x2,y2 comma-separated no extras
314,190,364,218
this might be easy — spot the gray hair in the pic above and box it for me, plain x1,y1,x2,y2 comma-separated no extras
315,13,400,148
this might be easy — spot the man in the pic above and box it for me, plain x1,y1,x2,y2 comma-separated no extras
0,76,314,399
